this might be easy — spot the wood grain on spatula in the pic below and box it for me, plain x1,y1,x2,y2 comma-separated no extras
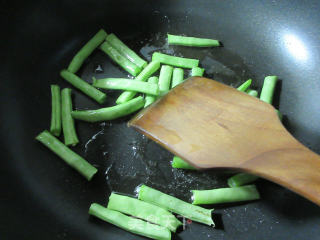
129,77,320,206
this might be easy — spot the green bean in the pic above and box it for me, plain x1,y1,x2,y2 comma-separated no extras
167,34,220,47
60,69,106,104
227,173,259,187
67,29,108,73
89,203,171,240
61,88,79,146
138,185,214,226
35,130,97,180
116,61,161,104
171,156,196,170
92,77,159,95
71,96,144,122
260,76,278,104
145,77,159,108
246,89,258,97
106,33,147,69
192,185,260,205
107,193,182,232
237,79,252,92
50,85,61,137
260,76,282,120
171,68,184,88
191,67,205,77
152,52,199,68
158,65,173,95
100,41,142,76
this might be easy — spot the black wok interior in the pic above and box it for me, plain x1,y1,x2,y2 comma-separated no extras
2,0,320,239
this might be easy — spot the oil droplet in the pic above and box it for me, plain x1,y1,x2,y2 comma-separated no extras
84,130,104,154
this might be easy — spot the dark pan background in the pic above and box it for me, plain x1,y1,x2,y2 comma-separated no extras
1,0,320,239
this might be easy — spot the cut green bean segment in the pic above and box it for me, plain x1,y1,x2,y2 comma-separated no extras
191,67,205,77
145,77,159,108
50,85,61,137
116,61,161,104
89,203,171,240
72,96,144,122
237,79,252,92
106,33,147,69
60,69,106,104
192,185,260,205
67,29,108,73
171,68,184,88
61,88,79,146
259,76,282,120
158,65,173,95
260,76,278,104
171,156,196,170
246,89,258,97
152,52,199,68
92,77,159,95
35,130,97,180
227,173,259,187
167,34,220,47
107,193,182,232
100,41,141,76
138,185,214,226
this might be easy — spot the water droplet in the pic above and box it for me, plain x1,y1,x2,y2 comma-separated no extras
105,163,113,175
134,184,143,197
94,64,103,73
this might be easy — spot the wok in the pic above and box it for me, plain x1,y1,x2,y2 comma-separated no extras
1,0,320,239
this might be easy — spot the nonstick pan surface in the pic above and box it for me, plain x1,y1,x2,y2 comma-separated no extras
2,0,320,239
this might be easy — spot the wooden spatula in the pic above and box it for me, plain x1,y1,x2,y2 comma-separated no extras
129,77,320,206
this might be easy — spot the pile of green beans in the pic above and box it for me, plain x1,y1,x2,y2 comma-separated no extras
37,29,285,239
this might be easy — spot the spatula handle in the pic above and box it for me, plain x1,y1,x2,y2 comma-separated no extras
244,145,320,206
